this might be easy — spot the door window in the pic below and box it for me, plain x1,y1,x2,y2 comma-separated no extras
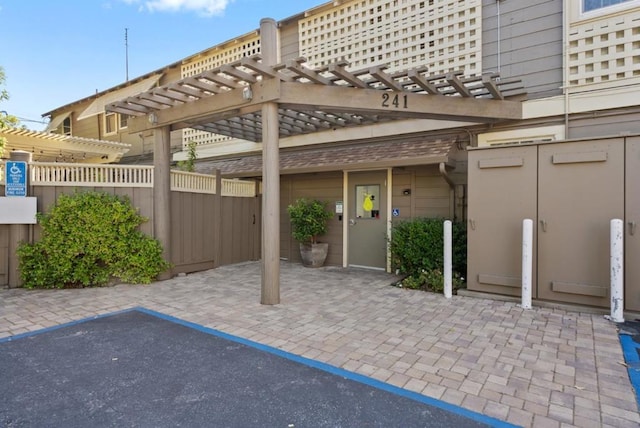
355,184,380,219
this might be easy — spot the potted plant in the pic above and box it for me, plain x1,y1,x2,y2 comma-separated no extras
287,198,334,267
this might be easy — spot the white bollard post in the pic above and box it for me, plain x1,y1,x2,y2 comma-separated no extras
521,219,533,310
444,220,452,299
607,219,624,323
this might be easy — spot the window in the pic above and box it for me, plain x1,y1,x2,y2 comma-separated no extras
104,113,117,135
355,184,380,219
119,114,130,129
62,116,72,136
583,0,633,12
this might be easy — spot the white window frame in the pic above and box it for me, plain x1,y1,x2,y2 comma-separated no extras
119,113,130,130
62,116,72,136
581,0,640,16
104,112,117,135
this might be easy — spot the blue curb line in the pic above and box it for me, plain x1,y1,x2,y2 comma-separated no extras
2,306,518,428
618,334,640,410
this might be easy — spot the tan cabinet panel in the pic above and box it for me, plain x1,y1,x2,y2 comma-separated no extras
467,146,538,296
626,137,640,311
537,139,624,307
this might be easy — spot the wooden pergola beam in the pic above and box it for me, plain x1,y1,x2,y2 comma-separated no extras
278,82,522,123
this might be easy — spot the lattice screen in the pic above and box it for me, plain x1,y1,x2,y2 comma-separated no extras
178,0,483,151
180,36,261,148
568,8,640,86
298,0,482,75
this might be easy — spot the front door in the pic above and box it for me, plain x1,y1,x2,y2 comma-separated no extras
348,171,387,269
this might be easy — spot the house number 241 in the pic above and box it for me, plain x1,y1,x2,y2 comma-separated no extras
381,93,408,109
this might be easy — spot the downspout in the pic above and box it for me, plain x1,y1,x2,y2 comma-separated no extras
563,0,570,139
439,162,457,221
496,0,502,74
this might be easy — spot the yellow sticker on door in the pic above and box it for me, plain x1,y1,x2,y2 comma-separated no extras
363,194,373,212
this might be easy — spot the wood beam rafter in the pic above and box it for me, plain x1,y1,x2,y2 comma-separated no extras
108,55,525,141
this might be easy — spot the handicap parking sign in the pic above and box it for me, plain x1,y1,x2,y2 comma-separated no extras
5,161,27,197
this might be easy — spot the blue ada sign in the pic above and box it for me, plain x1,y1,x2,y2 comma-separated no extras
5,161,27,197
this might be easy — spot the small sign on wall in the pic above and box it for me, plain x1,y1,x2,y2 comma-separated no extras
0,197,37,224
5,161,27,197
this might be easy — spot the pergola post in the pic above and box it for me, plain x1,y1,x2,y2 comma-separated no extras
153,126,172,280
260,17,280,305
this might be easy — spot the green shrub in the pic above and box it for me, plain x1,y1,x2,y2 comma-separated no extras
18,191,170,288
390,218,467,291
399,269,465,293
287,198,333,244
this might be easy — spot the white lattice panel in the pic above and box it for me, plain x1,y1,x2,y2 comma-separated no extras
568,7,640,87
181,35,261,148
298,0,482,75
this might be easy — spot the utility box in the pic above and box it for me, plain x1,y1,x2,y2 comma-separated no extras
468,137,636,310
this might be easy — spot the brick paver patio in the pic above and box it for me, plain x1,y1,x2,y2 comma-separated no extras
1,261,638,427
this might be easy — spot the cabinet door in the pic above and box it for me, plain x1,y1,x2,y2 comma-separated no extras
537,139,624,307
467,146,537,296
626,137,640,311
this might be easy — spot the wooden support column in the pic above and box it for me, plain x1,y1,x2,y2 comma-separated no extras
260,17,280,305
153,126,172,280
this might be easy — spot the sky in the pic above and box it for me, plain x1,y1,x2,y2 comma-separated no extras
1,0,325,131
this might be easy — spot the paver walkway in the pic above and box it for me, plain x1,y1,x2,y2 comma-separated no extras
1,261,638,427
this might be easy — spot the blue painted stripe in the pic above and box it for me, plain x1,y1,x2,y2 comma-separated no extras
0,307,138,344
618,334,640,409
135,307,518,428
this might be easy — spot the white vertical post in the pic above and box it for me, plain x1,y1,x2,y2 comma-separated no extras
521,219,533,310
444,220,452,299
608,219,624,323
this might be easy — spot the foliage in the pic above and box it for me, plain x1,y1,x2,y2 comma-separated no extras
398,269,465,293
287,198,334,244
390,218,467,292
17,191,170,288
0,66,20,159
176,141,197,172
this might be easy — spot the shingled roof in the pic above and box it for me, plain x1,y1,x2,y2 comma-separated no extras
197,138,457,177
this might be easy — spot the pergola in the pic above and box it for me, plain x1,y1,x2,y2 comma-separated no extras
0,128,131,163
107,19,524,304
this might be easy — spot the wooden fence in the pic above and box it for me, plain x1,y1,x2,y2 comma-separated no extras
0,162,261,287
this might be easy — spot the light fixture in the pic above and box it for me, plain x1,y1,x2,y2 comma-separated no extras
148,112,158,124
242,86,253,101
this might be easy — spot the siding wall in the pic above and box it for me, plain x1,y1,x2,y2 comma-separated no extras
279,19,301,62
569,110,640,139
482,0,563,99
281,172,344,266
391,166,453,222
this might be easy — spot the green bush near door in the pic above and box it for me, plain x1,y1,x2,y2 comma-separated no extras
390,218,467,292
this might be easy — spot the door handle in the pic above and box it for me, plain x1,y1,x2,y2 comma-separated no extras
349,218,356,226
469,219,476,230
540,220,547,232
630,221,637,236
